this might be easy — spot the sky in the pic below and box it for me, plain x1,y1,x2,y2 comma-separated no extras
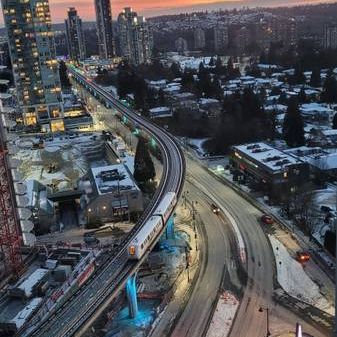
1,0,336,24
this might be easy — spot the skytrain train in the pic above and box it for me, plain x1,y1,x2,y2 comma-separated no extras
128,192,177,259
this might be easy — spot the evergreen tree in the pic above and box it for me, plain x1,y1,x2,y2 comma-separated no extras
310,68,321,87
259,51,267,64
170,62,182,79
290,63,305,85
279,92,288,105
134,138,155,183
322,70,337,103
215,56,224,75
283,98,305,147
333,114,337,129
59,60,71,89
297,87,307,104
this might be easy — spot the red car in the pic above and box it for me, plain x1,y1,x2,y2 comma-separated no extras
296,251,310,263
260,214,274,225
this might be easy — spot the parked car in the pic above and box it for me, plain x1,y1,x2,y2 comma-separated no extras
260,214,274,225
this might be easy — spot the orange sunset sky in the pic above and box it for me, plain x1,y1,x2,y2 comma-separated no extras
48,0,336,22
1,0,336,24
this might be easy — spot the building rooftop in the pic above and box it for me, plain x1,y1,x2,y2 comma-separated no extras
233,142,303,172
91,164,138,195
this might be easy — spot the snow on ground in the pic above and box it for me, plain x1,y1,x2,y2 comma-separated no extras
122,154,135,174
269,235,334,315
206,291,239,337
187,138,208,157
313,186,337,211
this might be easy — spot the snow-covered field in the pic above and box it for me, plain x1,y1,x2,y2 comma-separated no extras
206,291,239,337
269,235,334,315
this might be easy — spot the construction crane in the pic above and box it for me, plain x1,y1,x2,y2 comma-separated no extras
0,116,23,277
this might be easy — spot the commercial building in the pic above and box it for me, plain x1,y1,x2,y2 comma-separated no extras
323,25,337,49
117,7,152,65
65,7,86,62
194,28,206,49
1,0,64,130
80,164,143,222
0,37,10,67
94,0,115,59
230,142,310,202
214,25,229,52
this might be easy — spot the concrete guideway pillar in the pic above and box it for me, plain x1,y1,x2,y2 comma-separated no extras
165,215,175,240
126,274,138,318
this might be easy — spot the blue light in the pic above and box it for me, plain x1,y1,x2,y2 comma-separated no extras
126,274,138,318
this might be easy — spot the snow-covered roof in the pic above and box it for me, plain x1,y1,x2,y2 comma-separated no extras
18,269,49,298
148,79,167,85
300,103,334,114
321,129,337,137
233,142,303,172
163,85,181,93
0,93,12,99
91,164,138,195
265,104,287,112
149,106,171,113
199,98,220,105
10,298,43,328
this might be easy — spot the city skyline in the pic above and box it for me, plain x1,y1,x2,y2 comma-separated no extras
0,0,336,25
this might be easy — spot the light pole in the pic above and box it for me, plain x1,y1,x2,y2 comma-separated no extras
259,307,271,337
184,245,190,283
182,190,189,209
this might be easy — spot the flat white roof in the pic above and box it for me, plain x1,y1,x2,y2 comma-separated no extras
10,297,43,328
18,268,49,298
322,129,337,136
149,106,170,112
234,142,303,172
91,164,138,195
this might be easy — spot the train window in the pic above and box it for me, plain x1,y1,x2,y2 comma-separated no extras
141,244,144,249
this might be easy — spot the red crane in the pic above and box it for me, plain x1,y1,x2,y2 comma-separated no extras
0,125,23,276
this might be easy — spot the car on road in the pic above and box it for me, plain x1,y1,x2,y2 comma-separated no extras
296,251,310,263
211,203,220,214
260,214,274,225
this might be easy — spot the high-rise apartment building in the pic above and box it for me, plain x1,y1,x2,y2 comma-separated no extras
65,7,86,62
117,8,152,65
324,25,337,49
1,0,64,130
214,25,229,52
175,37,188,54
95,0,114,59
194,28,205,49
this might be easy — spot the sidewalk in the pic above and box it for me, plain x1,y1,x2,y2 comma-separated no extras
149,202,201,337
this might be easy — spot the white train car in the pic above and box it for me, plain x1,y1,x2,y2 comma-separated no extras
128,192,177,260
128,215,162,259
154,192,177,222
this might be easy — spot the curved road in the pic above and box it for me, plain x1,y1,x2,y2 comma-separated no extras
169,154,332,337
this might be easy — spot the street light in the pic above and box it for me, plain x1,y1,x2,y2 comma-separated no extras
259,307,271,337
182,190,189,208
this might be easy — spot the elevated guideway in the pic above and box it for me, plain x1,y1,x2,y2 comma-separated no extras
23,65,185,337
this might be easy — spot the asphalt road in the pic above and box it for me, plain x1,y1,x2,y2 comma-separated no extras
169,180,241,337
170,154,332,337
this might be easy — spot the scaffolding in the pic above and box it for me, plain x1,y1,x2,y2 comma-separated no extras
0,120,23,276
